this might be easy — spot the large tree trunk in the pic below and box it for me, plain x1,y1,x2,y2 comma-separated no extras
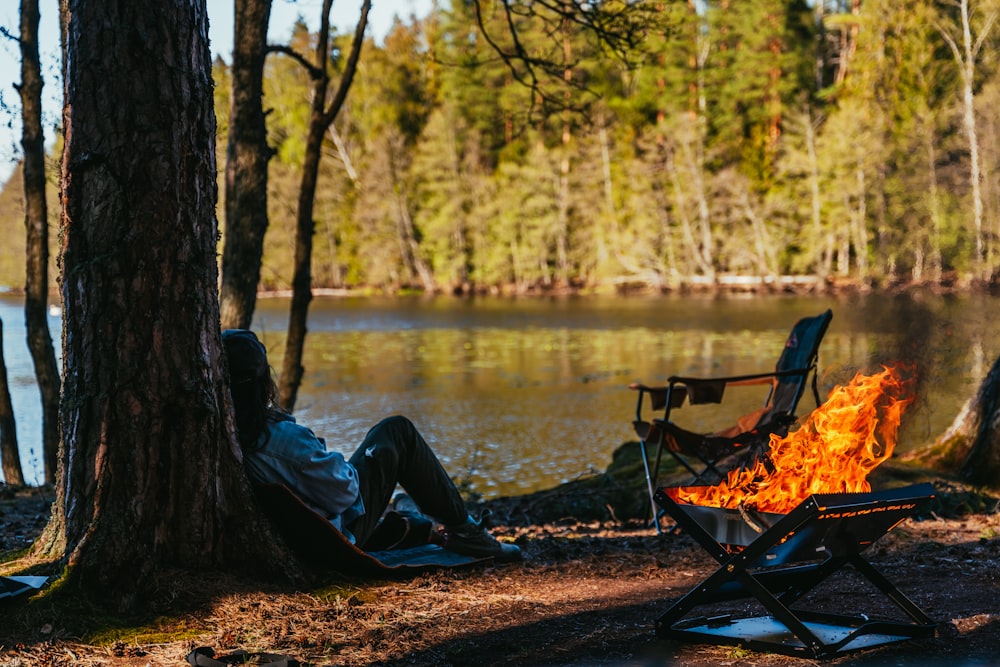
918,352,1000,488
0,319,26,487
19,0,61,487
219,0,274,330
45,0,293,611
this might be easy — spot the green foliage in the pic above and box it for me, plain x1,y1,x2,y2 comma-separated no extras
704,0,817,186
410,106,480,288
4,0,1000,293
0,160,59,291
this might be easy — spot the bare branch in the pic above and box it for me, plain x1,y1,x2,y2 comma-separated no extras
322,0,372,128
267,43,322,79
468,0,666,120
933,18,967,81
472,0,542,98
971,10,999,57
0,25,18,43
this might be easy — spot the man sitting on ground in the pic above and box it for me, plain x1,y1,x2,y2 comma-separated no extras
222,329,522,562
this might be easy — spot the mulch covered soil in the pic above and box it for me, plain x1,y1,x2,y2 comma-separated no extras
0,484,998,667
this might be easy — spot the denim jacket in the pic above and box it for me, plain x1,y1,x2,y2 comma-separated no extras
244,414,366,541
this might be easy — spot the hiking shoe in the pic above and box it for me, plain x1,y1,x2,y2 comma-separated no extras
441,511,523,562
392,493,421,515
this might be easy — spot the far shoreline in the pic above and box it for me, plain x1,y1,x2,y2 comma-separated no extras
3,270,1000,301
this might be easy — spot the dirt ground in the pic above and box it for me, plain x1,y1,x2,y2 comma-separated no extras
1,485,998,667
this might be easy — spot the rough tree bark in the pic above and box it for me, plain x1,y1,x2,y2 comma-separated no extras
0,319,26,487
219,0,275,330
19,0,61,486
38,0,294,610
919,352,1000,488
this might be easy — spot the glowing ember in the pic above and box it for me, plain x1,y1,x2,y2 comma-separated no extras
673,365,914,514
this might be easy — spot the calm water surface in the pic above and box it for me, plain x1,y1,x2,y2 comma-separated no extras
1,292,996,496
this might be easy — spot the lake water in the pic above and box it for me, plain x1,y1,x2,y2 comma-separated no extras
0,291,995,496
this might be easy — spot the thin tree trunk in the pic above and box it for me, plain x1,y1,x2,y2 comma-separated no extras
937,0,997,280
510,239,522,290
445,121,469,289
742,193,778,280
666,141,713,279
0,319,26,487
278,91,323,411
689,143,715,281
924,124,943,283
556,157,570,285
385,132,435,292
814,0,825,91
555,23,571,286
853,155,869,279
219,0,275,330
19,0,60,486
403,204,436,290
394,189,436,292
961,62,985,276
277,0,371,411
959,0,987,277
837,192,851,277
327,122,358,184
834,0,860,86
595,116,612,275
804,109,830,279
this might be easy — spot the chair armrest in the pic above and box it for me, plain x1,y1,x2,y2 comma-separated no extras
628,382,668,393
631,363,817,416
670,364,814,389
668,364,813,386
629,382,686,420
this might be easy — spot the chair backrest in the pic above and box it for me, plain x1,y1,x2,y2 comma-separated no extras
767,309,833,418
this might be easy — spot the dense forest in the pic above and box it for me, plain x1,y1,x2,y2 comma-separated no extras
3,0,1000,294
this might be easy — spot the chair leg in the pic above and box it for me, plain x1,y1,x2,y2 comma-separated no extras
638,438,664,535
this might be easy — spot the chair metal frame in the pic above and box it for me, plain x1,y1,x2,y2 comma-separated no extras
631,310,833,533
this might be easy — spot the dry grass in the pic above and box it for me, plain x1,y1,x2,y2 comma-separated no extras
1,489,998,666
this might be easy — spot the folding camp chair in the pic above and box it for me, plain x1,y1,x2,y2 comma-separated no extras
630,309,832,531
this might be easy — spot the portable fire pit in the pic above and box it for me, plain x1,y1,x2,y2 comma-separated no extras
653,482,937,659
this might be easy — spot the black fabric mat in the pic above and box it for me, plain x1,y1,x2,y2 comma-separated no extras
0,575,47,601
253,483,488,576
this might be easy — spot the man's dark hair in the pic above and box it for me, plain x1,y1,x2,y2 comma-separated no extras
222,329,284,449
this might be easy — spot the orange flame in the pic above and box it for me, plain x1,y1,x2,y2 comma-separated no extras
673,365,914,514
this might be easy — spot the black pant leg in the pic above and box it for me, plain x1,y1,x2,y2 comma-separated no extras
346,415,468,548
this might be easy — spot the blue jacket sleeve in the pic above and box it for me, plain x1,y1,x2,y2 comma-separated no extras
243,417,364,529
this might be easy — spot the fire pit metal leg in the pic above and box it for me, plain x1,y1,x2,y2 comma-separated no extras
847,552,935,626
653,484,938,659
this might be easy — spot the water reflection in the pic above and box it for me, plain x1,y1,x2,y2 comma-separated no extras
251,292,997,499
1,292,996,496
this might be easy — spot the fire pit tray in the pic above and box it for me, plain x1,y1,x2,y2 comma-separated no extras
659,489,785,547
652,482,938,659
678,615,924,653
